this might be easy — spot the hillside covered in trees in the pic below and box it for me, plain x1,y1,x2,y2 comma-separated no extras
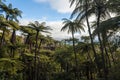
0,0,120,80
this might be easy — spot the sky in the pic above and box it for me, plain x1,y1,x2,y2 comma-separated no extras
5,0,86,40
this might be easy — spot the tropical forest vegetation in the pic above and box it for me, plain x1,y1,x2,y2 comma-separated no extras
0,0,120,80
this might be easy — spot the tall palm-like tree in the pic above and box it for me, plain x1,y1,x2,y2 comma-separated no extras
69,0,100,73
20,25,36,44
92,1,120,78
93,15,120,66
28,21,52,80
8,20,20,44
61,18,84,80
1,3,22,21
69,0,120,79
7,4,22,44
1,3,22,44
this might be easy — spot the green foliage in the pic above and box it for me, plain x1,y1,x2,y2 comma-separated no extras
0,58,24,75
0,46,9,58
40,49,54,57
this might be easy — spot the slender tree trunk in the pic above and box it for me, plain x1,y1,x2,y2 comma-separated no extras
96,4,108,80
72,31,78,80
85,0,100,75
10,30,16,58
10,30,16,44
104,44,111,67
25,35,30,44
102,35,111,67
38,39,43,49
85,0,97,60
108,42,115,65
34,31,39,80
6,15,9,20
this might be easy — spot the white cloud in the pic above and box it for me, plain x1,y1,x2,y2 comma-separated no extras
46,21,71,40
19,16,47,25
19,18,88,40
19,19,78,40
19,19,35,25
49,0,75,13
34,0,75,13
47,21,88,40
